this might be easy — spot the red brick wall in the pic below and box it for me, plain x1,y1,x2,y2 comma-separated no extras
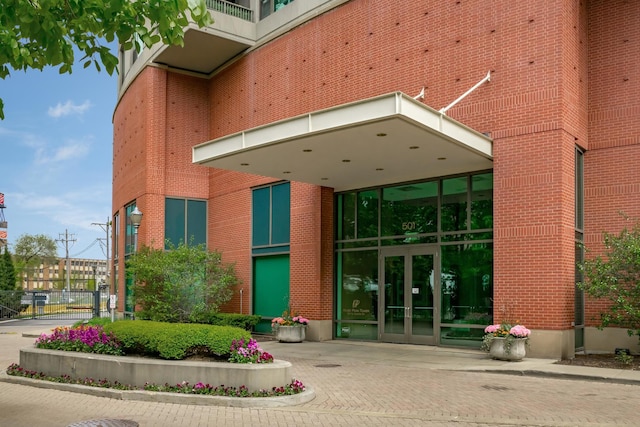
112,1,638,332
206,1,581,329
112,68,212,308
584,0,640,325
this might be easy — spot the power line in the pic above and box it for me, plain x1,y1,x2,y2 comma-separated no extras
71,238,100,257
56,229,76,293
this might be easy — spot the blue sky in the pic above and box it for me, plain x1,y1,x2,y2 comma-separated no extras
1,52,117,261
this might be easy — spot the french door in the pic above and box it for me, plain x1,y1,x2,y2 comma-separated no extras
379,246,439,344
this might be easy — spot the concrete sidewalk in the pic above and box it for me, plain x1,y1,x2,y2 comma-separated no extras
4,318,640,386
260,339,640,385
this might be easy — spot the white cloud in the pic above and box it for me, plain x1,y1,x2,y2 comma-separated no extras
35,139,92,164
47,100,92,118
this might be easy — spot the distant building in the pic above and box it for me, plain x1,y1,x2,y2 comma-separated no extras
21,258,108,291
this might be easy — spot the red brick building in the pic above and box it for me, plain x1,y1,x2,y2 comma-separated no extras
112,0,640,358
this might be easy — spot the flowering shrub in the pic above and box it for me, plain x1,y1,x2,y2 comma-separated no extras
5,363,305,397
228,338,274,364
35,326,123,356
481,323,531,355
271,309,309,328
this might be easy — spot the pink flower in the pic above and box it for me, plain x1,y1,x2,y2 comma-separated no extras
484,324,501,334
509,325,531,338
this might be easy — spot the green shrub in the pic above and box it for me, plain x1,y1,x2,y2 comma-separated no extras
103,320,251,360
194,312,261,330
126,242,240,323
72,317,118,329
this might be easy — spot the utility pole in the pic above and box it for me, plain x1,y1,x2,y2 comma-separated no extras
56,230,76,293
92,217,111,320
91,218,110,291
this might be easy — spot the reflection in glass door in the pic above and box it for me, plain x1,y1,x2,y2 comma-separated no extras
380,247,438,344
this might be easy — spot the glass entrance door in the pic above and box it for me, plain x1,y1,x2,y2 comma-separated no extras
380,246,438,344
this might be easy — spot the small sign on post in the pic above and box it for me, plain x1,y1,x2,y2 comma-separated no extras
109,295,117,322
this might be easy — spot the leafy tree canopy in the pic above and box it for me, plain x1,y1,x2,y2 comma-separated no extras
0,247,18,291
0,0,213,118
579,216,640,339
12,233,58,278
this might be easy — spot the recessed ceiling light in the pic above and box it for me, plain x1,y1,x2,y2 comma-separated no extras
409,146,419,150
342,159,351,163
376,133,387,137
240,163,249,166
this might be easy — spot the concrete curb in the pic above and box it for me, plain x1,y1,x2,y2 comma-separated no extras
471,369,640,386
0,371,316,408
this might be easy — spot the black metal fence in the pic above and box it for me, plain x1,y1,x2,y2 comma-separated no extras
0,289,110,320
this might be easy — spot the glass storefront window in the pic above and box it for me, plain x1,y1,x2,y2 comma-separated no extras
441,177,468,232
439,326,485,347
440,243,493,325
381,181,438,237
335,172,493,346
471,173,493,230
357,190,379,239
338,192,356,240
336,250,378,322
335,322,379,340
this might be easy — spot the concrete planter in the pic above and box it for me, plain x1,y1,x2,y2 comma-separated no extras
274,325,306,343
19,347,292,391
489,337,527,361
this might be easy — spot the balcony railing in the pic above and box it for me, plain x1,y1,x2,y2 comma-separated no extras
206,0,254,22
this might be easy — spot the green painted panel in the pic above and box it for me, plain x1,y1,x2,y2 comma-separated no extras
187,199,207,246
252,187,270,247
165,198,185,248
271,182,290,245
253,255,290,333
252,245,290,255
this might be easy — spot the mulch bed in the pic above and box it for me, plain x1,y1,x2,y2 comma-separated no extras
555,353,640,370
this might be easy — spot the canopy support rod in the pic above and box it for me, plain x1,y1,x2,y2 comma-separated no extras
439,71,491,115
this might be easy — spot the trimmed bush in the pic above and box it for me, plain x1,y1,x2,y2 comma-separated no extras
72,317,115,329
103,320,251,360
196,312,261,330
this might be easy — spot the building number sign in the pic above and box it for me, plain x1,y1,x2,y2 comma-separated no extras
402,222,417,231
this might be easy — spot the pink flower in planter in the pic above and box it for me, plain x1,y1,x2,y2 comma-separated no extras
509,324,531,338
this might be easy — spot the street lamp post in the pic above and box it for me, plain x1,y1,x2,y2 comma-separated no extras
127,207,143,319
129,207,143,252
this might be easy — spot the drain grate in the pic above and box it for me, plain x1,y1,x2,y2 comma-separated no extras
314,363,341,368
67,419,139,427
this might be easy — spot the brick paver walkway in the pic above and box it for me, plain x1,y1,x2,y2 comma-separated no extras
1,320,638,426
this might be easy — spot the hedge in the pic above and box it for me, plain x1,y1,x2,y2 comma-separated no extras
103,320,251,360
196,313,261,330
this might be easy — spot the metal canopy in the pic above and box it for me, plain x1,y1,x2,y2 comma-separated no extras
193,92,493,192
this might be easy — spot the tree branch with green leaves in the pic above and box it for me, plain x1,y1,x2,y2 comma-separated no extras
579,216,640,339
0,0,213,118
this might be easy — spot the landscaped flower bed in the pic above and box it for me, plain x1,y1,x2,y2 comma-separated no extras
6,363,305,397
6,321,310,403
